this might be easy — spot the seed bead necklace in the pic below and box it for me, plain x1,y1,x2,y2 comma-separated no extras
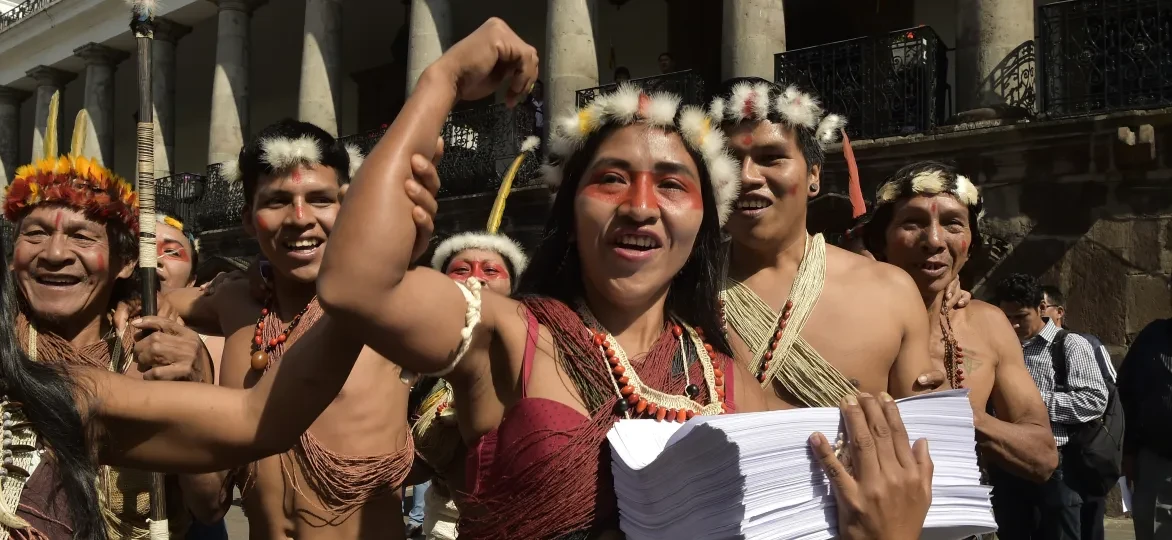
249,300,314,371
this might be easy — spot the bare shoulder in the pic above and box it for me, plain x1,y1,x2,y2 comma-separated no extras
825,244,919,299
964,300,1016,337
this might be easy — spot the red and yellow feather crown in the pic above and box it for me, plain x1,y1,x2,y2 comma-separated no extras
3,92,138,233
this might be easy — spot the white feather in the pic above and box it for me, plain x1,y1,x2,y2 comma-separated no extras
778,86,821,129
910,171,948,195
606,85,642,123
815,114,846,145
126,0,158,15
431,232,530,277
729,83,756,123
260,135,322,171
344,143,364,179
540,162,564,190
699,125,726,159
751,83,772,120
954,175,981,206
876,181,901,204
677,106,707,144
219,159,241,183
646,93,680,127
706,153,740,226
520,136,540,154
708,97,726,122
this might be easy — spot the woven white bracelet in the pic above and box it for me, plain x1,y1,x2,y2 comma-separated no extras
399,279,483,385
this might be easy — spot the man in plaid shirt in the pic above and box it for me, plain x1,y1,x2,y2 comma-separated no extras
995,273,1109,540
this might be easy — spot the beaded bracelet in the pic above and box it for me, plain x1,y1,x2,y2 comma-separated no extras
399,279,484,385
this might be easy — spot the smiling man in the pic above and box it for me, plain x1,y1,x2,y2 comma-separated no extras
713,77,943,409
164,119,416,540
863,162,1057,490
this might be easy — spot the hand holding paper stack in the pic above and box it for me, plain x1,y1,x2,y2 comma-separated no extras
607,390,997,540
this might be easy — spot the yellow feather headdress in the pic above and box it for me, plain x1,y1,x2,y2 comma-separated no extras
3,91,138,232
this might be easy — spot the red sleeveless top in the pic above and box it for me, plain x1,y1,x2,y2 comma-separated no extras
464,310,736,538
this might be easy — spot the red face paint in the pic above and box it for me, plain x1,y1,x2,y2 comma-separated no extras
961,240,968,253
158,241,191,263
787,184,799,196
447,259,510,284
637,93,651,117
95,253,106,272
294,203,305,220
741,135,753,146
742,92,756,117
53,211,62,230
580,169,703,211
291,167,302,184
930,201,938,215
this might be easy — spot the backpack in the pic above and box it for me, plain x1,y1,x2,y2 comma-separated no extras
1050,330,1126,496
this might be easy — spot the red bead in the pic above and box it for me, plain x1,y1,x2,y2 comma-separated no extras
780,320,788,330
757,373,766,383
955,345,963,352
261,308,269,316
703,344,714,354
647,403,659,417
764,351,773,361
628,393,641,405
608,355,620,367
605,348,615,358
722,402,732,413
613,365,626,376
617,376,629,386
593,334,605,346
635,399,648,414
277,334,287,344
655,407,667,421
255,328,263,336
956,352,965,358
713,368,723,378
268,338,279,347
685,410,696,420
676,410,687,423
715,377,724,387
774,330,783,340
253,336,263,346
695,326,704,336
785,300,793,311
716,388,726,399
664,409,676,422
620,386,635,397
671,326,683,338
257,322,265,330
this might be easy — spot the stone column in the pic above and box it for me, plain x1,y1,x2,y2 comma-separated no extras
406,0,451,95
546,0,598,118
209,0,264,165
299,0,343,135
74,43,129,167
0,87,28,187
153,19,192,178
955,0,1035,115
26,66,77,161
721,0,786,81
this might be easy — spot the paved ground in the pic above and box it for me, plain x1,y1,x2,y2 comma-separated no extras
222,509,1139,539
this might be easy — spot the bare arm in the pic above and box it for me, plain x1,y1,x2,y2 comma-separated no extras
886,267,948,398
161,285,226,336
91,314,362,473
179,471,232,524
972,302,1058,483
318,19,538,375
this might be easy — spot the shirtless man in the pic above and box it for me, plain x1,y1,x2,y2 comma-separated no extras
713,77,943,409
863,160,1058,483
166,119,418,540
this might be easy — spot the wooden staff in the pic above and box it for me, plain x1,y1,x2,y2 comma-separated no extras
129,1,169,538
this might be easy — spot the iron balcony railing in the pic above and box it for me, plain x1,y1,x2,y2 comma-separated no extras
0,0,55,33
156,172,207,234
340,101,541,198
775,26,948,140
1040,0,1172,117
575,70,707,108
198,164,247,234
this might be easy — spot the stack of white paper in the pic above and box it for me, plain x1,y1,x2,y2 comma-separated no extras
607,390,997,540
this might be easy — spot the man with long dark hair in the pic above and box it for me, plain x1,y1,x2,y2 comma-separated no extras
713,78,943,409
862,161,1057,483
163,118,423,540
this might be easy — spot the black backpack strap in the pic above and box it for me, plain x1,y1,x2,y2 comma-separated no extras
1051,329,1071,390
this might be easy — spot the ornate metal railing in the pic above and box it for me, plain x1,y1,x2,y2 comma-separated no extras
156,172,206,233
1040,0,1172,117
576,70,707,108
340,101,541,198
0,0,55,33
197,164,247,233
775,26,948,139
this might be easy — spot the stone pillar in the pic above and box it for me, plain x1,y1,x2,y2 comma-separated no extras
546,0,598,118
406,0,451,95
299,0,343,135
74,43,129,167
209,0,264,165
26,66,77,161
955,0,1035,115
721,0,786,80
0,87,28,187
153,19,192,178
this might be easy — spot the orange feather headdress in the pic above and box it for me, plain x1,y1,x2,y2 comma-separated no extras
3,92,138,233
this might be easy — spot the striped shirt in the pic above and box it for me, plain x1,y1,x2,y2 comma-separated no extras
1021,319,1109,447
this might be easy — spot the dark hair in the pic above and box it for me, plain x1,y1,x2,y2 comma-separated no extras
1041,285,1065,307
0,232,106,539
159,215,200,284
237,119,355,208
995,273,1044,308
861,161,984,261
658,52,673,60
517,122,731,355
712,77,825,174
614,67,631,80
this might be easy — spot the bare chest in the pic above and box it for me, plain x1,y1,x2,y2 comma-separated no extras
928,318,995,409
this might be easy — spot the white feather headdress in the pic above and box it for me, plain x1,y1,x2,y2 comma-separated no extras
874,167,985,220
542,84,741,226
218,137,365,183
430,233,530,280
708,82,846,149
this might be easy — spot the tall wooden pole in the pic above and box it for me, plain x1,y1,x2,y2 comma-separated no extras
129,1,169,538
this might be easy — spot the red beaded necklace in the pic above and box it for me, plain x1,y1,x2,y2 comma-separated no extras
754,299,794,383
940,305,966,388
249,301,313,371
594,323,728,423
